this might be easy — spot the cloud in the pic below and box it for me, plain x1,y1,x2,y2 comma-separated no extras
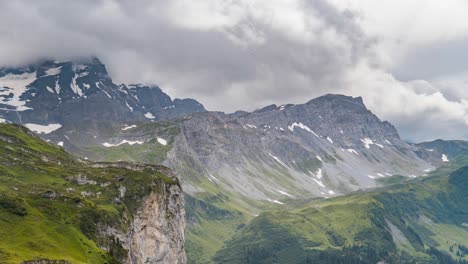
339,63,468,141
0,0,468,141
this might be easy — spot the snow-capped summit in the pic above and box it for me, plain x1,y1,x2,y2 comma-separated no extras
0,58,206,126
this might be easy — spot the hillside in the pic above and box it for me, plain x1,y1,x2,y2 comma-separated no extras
0,124,186,263
213,157,468,263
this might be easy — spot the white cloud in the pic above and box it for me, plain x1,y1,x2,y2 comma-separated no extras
328,0,468,69
0,0,468,141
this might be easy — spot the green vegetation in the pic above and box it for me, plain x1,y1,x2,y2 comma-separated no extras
417,140,468,159
0,124,179,263
83,121,179,165
214,161,468,263
85,139,171,165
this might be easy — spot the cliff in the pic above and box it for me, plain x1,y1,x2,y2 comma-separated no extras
0,124,186,264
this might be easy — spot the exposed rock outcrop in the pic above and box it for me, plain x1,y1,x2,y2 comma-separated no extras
127,184,186,264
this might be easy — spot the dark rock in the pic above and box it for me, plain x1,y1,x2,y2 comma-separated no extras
41,190,56,199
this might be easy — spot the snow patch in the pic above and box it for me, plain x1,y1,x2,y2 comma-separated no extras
316,155,323,162
361,138,375,149
326,137,333,144
25,123,62,134
102,140,144,147
347,149,359,155
70,74,83,96
57,141,64,147
368,175,376,179
44,66,62,76
277,190,293,197
316,168,323,179
288,122,319,137
122,125,137,131
145,112,155,119
46,86,55,93
157,137,167,146
54,79,60,94
245,124,257,129
328,190,335,195
101,88,112,98
268,153,287,167
441,154,449,162
125,101,134,112
0,71,36,111
267,199,284,205
312,178,325,187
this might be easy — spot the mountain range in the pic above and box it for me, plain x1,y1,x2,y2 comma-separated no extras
0,58,467,263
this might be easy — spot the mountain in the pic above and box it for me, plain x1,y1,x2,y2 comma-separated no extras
164,94,432,198
1,58,463,263
416,139,468,165
0,124,186,263
51,93,441,262
214,157,468,264
75,94,433,200
0,58,205,127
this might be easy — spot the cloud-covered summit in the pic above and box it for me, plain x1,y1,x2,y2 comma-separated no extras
1,0,468,141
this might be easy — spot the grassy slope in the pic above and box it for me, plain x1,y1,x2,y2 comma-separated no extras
73,122,251,264
0,124,177,263
213,158,468,264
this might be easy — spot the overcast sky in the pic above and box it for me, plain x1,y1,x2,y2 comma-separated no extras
1,0,468,142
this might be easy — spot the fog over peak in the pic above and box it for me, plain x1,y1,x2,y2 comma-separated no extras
1,0,468,142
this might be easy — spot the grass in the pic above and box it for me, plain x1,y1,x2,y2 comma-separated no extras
0,124,179,263
85,138,171,165
213,160,468,264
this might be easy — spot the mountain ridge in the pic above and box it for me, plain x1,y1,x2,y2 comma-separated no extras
2,57,467,263
0,58,206,126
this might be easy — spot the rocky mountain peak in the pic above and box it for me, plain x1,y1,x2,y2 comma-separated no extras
0,57,206,126
306,94,366,111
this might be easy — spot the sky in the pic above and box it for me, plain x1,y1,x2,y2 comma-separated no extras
1,0,468,142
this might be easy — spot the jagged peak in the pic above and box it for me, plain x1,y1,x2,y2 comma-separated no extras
253,104,278,113
307,94,365,107
126,83,162,91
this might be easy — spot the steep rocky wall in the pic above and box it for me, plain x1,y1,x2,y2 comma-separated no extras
127,183,186,264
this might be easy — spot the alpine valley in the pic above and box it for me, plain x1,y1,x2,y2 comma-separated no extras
0,58,466,264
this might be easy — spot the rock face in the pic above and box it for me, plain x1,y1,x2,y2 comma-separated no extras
0,58,206,126
163,94,431,201
91,163,186,264
128,185,186,264
37,92,435,205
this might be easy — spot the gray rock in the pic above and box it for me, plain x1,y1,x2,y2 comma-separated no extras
0,58,206,126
